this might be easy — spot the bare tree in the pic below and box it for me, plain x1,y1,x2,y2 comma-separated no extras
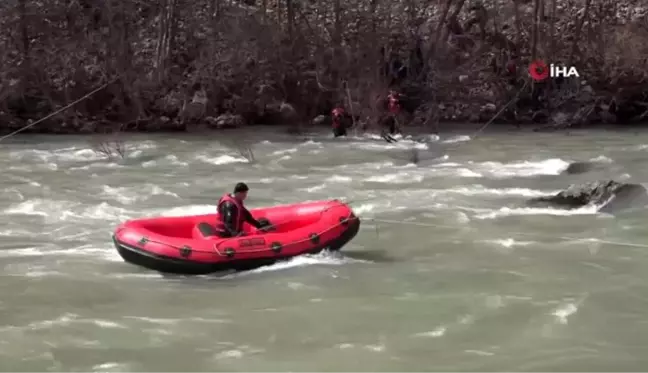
1,0,648,137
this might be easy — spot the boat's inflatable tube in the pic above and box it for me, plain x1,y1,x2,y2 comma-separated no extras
112,199,360,274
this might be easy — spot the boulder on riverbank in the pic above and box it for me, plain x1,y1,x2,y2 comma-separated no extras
206,114,245,129
527,180,648,213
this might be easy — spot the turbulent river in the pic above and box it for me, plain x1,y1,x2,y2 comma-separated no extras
2,128,648,371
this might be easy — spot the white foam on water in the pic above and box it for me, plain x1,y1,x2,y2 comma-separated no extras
364,172,424,184
442,185,555,197
486,238,536,248
141,154,189,168
68,162,122,171
475,204,599,219
326,175,352,183
101,184,179,205
5,199,70,217
122,316,181,325
221,251,369,279
214,350,244,359
270,148,298,156
107,272,165,280
355,140,428,151
430,163,484,178
464,349,495,356
441,135,471,144
552,302,579,324
0,228,33,237
351,203,376,215
0,248,55,258
364,343,386,352
431,158,570,178
11,147,107,164
412,326,447,338
5,175,42,187
484,238,537,253
300,184,326,193
300,140,323,147
474,158,570,177
4,199,127,226
590,155,613,163
417,134,441,142
22,313,129,331
159,204,214,217
92,362,131,372
66,202,133,223
195,154,249,165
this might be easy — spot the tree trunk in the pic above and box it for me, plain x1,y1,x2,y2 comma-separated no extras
210,0,221,20
433,0,454,47
261,0,267,22
512,0,522,48
18,0,30,68
155,0,177,83
286,0,294,39
492,0,500,35
331,0,342,87
530,0,540,60
441,0,467,45
406,0,417,31
568,0,591,65
548,0,557,60
370,0,378,34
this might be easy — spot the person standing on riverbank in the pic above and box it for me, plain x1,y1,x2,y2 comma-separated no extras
379,90,402,142
331,105,352,137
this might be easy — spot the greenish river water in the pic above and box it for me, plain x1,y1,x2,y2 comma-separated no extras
1,129,647,371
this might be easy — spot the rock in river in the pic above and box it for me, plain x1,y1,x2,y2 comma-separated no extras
527,180,648,213
562,161,595,175
561,160,609,175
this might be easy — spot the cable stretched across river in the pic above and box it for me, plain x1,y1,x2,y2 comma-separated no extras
363,216,648,249
0,79,115,143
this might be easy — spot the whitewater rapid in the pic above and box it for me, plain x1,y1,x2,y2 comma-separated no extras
1,131,619,270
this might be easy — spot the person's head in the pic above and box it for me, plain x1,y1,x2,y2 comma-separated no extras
233,182,249,201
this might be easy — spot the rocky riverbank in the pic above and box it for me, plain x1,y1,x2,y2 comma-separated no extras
1,0,647,136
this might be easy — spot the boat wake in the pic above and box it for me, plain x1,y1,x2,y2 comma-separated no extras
0,135,639,280
218,250,370,279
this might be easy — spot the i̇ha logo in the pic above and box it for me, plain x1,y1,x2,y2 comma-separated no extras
528,60,579,81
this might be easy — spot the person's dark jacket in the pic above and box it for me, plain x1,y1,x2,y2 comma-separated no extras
217,199,263,237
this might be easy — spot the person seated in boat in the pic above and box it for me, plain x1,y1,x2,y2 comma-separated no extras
215,182,267,237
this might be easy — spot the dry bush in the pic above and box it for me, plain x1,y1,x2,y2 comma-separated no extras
227,138,256,163
602,23,648,84
1,0,648,133
89,136,128,159
236,144,255,163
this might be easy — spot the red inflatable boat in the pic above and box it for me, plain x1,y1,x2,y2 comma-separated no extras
112,199,360,274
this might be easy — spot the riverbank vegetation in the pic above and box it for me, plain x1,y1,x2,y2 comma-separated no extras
0,0,647,136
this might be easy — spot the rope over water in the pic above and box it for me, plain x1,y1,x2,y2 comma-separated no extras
2,80,640,251
363,216,648,249
0,79,115,143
